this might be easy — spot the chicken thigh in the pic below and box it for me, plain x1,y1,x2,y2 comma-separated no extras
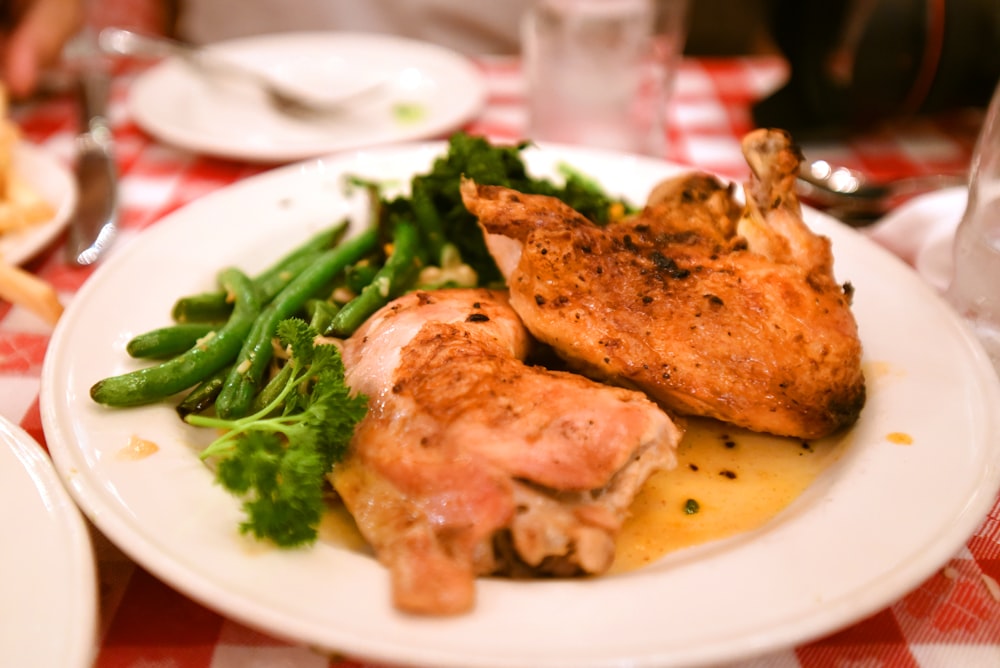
333,288,681,615
460,128,865,439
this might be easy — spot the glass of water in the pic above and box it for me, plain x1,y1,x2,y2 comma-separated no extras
945,76,1000,373
520,0,689,157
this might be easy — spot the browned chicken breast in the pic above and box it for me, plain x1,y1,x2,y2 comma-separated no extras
460,128,865,439
333,288,681,615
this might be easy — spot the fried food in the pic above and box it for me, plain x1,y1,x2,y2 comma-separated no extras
0,260,63,324
333,288,681,614
0,85,54,234
0,83,62,324
460,128,865,439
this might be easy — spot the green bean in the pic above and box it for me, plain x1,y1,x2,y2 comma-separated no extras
250,361,296,414
257,221,348,281
171,222,347,323
126,323,219,359
90,268,261,407
254,251,329,302
172,258,321,324
214,227,379,419
344,258,379,293
305,299,340,333
175,364,232,419
411,180,447,264
170,292,235,324
325,221,423,338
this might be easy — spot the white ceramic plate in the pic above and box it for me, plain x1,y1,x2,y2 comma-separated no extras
41,143,1000,668
0,415,97,668
127,32,487,163
867,186,967,293
0,140,77,265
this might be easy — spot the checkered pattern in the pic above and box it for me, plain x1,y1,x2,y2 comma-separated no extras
3,56,997,668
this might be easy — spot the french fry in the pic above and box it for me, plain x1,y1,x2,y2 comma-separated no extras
0,173,55,232
0,83,64,325
0,259,63,325
0,85,17,200
0,82,55,231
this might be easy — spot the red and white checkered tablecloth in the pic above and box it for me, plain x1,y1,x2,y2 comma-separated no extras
4,56,998,668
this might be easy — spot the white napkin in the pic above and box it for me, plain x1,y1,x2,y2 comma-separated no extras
864,186,968,293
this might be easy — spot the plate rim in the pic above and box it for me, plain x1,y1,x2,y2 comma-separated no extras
0,140,77,265
0,414,98,668
40,140,1000,668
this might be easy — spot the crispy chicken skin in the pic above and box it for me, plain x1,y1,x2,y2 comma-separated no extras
333,288,681,615
460,128,865,439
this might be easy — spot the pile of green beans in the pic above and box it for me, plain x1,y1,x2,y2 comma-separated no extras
88,132,624,422
90,217,425,419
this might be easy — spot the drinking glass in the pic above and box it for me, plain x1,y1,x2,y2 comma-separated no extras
520,0,689,157
945,76,1000,373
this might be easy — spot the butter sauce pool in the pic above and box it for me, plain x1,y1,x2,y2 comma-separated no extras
319,416,853,573
611,417,851,572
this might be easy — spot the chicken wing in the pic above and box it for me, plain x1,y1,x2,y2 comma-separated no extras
333,288,681,615
460,128,865,439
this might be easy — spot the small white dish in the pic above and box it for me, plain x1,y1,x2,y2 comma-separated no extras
0,140,77,265
127,32,487,163
41,143,1000,668
867,186,967,293
0,415,97,668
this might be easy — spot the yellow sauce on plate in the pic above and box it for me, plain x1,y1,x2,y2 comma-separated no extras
117,434,160,461
318,417,858,572
319,502,372,553
611,417,852,572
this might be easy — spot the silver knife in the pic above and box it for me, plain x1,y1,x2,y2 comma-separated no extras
65,66,118,266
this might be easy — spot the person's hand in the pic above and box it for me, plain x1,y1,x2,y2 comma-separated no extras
1,0,83,98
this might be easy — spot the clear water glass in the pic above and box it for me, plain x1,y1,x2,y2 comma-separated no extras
945,76,1000,374
521,0,689,157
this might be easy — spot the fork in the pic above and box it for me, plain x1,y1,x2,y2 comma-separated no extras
97,27,382,118
797,158,969,226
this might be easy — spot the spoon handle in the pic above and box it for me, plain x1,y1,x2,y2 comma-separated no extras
98,27,269,88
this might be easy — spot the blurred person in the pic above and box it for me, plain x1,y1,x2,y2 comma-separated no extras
174,0,529,56
0,0,771,100
754,0,1000,137
11,0,994,134
0,0,529,101
0,0,82,97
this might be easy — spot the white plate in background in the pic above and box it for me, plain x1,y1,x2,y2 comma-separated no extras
0,415,97,668
127,32,487,163
41,142,1000,668
0,141,77,265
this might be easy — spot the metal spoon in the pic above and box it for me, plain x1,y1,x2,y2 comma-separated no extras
98,27,384,118
797,159,968,226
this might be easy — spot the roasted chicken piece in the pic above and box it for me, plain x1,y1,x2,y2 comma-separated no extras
332,288,681,615
460,128,865,439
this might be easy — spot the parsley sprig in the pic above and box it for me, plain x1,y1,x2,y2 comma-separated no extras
186,318,368,547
